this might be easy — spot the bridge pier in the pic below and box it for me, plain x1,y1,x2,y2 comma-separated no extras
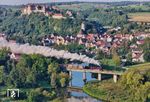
69,71,72,86
83,72,87,83
98,73,102,81
113,74,118,83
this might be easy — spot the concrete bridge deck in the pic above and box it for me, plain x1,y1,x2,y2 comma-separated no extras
67,68,123,76
67,86,83,93
67,67,123,83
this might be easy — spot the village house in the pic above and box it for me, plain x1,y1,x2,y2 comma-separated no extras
37,30,149,63
131,48,144,62
42,38,54,46
86,34,95,41
136,40,145,45
56,36,65,45
77,31,85,38
52,14,65,19
45,11,53,16
0,33,6,40
10,53,21,61
132,53,144,62
130,44,138,49
9,40,16,43
66,10,73,17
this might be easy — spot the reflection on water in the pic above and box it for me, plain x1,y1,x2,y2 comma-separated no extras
72,71,97,87
66,71,102,102
67,91,102,102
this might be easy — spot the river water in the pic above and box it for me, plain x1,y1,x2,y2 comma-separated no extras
66,71,102,102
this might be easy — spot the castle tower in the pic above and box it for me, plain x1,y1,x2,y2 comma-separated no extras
81,22,85,31
27,5,32,15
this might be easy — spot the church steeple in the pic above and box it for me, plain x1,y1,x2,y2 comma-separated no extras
77,22,86,38
81,22,85,31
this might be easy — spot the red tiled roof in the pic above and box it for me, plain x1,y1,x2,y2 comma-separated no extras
86,34,94,40
137,40,145,45
133,53,142,59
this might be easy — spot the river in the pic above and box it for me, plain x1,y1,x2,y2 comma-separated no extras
66,71,102,102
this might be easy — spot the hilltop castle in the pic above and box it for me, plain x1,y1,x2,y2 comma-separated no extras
22,4,66,19
22,4,47,15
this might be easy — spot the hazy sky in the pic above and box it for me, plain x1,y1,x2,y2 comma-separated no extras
0,0,149,5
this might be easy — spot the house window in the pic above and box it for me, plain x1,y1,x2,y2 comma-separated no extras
37,6,42,10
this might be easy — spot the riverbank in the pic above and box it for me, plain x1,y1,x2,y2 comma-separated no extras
83,80,119,102
83,64,150,102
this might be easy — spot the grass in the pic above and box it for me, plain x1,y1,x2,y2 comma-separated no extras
83,80,120,101
127,62,150,69
100,59,125,72
83,63,150,102
128,12,150,22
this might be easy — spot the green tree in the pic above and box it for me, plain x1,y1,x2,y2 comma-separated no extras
0,66,4,85
96,50,106,60
144,51,150,62
141,38,150,53
26,70,37,87
112,48,121,66
9,61,30,87
0,48,10,65
112,53,121,66
48,62,59,88
60,78,66,87
31,54,48,80
27,88,45,102
120,67,150,102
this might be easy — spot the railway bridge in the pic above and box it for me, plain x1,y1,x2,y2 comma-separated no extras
66,65,123,85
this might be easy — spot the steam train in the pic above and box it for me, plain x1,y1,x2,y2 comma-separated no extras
84,64,103,71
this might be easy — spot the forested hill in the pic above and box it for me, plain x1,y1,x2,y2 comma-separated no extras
0,7,81,36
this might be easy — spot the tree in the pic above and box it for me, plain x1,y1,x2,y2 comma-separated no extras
48,62,59,88
27,89,45,102
141,38,150,53
144,51,150,62
112,53,121,66
118,40,129,57
111,47,121,66
66,43,85,53
31,54,48,80
48,62,59,74
26,70,37,87
60,78,66,87
96,50,106,60
0,47,10,65
9,61,30,87
120,67,150,102
127,52,132,62
0,66,4,85
50,73,57,88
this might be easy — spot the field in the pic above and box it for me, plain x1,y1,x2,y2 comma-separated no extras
128,12,150,22
58,3,109,11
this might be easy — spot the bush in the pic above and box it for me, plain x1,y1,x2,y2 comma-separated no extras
83,64,150,102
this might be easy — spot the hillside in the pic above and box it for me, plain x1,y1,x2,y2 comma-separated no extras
0,7,81,36
83,63,150,102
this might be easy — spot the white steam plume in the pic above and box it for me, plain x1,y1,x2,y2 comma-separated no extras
0,39,100,65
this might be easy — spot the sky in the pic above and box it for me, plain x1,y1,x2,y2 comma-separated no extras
0,0,149,5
